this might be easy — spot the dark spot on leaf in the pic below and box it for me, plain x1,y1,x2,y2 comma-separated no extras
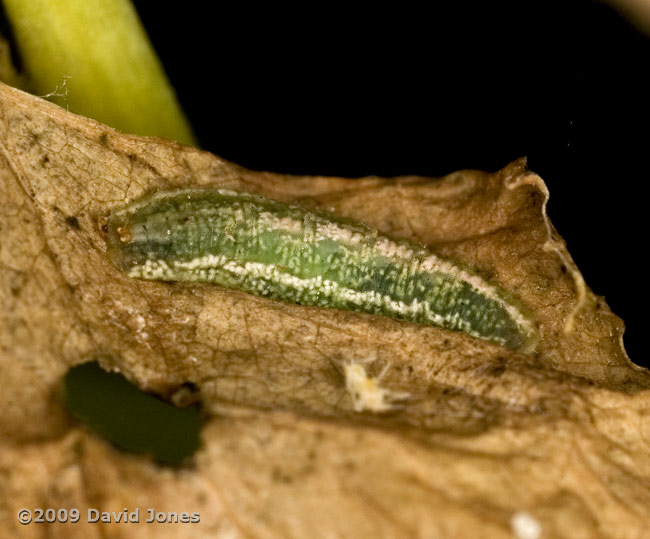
271,467,293,484
99,132,110,146
65,216,80,229
488,364,506,377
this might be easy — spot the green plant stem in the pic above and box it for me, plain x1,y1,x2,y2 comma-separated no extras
3,0,196,145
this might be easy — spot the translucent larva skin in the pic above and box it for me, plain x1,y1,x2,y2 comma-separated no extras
105,188,539,353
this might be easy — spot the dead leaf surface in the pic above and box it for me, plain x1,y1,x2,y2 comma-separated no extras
1,82,649,538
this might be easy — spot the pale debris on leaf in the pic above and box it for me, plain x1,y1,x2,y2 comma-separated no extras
510,511,542,539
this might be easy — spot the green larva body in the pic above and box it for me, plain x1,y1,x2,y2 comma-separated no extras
105,188,538,353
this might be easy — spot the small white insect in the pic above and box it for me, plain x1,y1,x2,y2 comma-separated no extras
343,360,410,413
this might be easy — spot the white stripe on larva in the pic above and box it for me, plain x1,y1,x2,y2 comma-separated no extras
372,237,414,261
257,212,305,234
315,221,367,245
130,255,502,344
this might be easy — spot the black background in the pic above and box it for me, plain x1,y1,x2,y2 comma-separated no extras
132,1,648,367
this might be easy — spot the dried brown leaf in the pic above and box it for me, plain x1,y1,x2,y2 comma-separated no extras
1,82,649,538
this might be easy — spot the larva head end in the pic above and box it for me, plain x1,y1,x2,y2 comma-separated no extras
104,211,143,272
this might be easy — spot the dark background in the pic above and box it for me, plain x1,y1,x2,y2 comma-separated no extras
133,1,648,367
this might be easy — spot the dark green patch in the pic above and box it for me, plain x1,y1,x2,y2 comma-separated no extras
63,362,201,466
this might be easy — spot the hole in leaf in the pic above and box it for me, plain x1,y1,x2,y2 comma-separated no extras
63,361,201,466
